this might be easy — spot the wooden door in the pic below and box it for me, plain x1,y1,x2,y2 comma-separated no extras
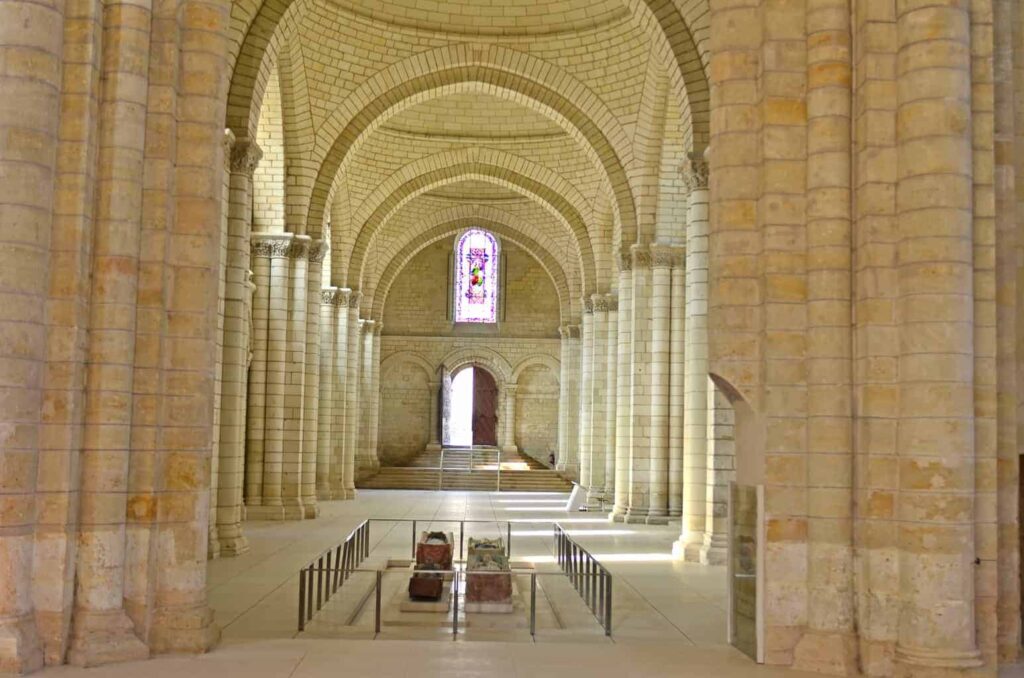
471,367,498,446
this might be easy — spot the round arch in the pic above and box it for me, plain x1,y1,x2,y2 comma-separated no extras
511,354,562,385
345,156,599,293
225,0,710,154
380,350,437,383
441,346,513,387
368,218,576,324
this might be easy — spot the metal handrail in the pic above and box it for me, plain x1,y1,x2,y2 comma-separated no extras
376,518,511,562
553,523,613,636
296,520,610,638
297,519,370,631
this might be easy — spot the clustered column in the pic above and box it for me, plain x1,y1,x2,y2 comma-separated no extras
556,324,580,476
603,295,619,500
577,299,594,488
343,294,362,497
611,255,633,520
214,138,262,556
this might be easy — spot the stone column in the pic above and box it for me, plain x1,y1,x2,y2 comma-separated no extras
586,294,609,504
646,245,673,524
356,320,377,477
301,241,326,518
426,380,442,451
577,299,594,489
318,288,339,500
343,294,361,496
668,248,686,518
246,234,294,520
501,384,518,452
603,294,619,500
368,323,383,471
795,0,856,666
329,289,351,498
626,245,652,523
0,0,62,667
556,324,580,474
281,235,310,521
216,138,262,556
677,153,710,558
612,261,633,521
893,0,981,669
246,244,269,510
69,0,153,659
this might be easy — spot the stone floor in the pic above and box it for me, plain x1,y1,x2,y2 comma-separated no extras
32,490,1024,677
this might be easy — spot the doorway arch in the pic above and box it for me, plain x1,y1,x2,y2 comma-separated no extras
444,364,499,447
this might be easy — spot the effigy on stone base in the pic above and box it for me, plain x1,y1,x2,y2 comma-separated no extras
464,537,513,613
416,531,454,571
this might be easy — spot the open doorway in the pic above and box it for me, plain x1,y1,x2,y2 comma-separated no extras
445,366,498,447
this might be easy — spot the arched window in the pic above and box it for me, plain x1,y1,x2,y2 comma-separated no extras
454,228,499,323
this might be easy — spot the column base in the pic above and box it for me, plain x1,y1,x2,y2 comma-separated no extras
68,609,149,667
281,501,306,521
793,630,860,676
645,513,669,526
343,488,357,500
425,443,442,452
149,604,220,656
501,445,518,454
217,531,250,557
699,533,728,565
624,508,649,525
0,613,43,674
303,503,320,520
673,531,707,562
245,505,285,520
894,644,983,674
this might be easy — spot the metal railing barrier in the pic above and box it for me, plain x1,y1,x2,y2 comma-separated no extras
297,519,370,631
553,523,613,636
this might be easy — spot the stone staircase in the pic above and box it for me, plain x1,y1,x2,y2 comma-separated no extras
358,447,571,493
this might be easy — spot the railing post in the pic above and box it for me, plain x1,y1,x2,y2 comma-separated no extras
507,522,512,559
325,551,333,603
605,574,612,636
530,572,537,637
298,567,307,632
375,569,382,635
459,522,464,562
317,556,324,610
452,570,459,638
412,520,417,560
306,566,314,620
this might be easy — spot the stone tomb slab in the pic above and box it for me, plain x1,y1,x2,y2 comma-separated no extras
399,564,452,614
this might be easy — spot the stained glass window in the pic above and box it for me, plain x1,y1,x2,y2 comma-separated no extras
454,228,499,323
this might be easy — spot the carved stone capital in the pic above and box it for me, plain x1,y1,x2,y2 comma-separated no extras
606,294,618,312
361,319,376,334
372,323,383,336
287,236,311,260
251,235,293,259
349,291,362,309
591,293,610,313
681,150,709,191
630,244,651,269
582,296,593,314
309,240,328,264
650,243,675,269
321,287,346,305
230,138,263,177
